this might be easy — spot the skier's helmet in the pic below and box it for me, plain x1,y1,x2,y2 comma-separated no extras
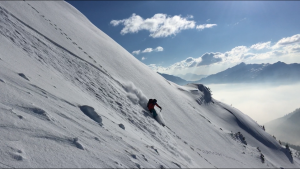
153,99,157,103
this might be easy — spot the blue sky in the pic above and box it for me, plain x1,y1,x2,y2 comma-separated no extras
67,1,300,76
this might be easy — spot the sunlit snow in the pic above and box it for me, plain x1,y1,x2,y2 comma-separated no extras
0,1,299,168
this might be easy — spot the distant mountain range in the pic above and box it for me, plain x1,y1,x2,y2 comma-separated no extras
158,62,300,86
199,61,300,84
158,72,192,85
177,73,207,81
265,108,300,146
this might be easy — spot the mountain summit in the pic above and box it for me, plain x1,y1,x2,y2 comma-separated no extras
0,1,299,168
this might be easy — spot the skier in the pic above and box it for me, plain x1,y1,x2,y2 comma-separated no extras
147,99,162,121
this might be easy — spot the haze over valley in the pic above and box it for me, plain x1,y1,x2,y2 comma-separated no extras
159,62,300,125
208,82,300,124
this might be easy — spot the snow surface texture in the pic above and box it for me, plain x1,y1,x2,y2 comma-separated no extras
0,1,299,168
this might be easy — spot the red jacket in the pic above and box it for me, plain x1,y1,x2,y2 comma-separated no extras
148,102,161,110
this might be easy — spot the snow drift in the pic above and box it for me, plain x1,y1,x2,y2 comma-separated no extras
0,1,299,168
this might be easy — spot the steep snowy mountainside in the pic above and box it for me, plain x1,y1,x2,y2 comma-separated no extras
265,108,300,145
0,1,163,90
0,1,299,168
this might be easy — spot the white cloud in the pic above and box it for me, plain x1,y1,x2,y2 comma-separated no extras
236,18,246,25
231,18,247,26
147,34,300,74
250,41,271,50
111,13,217,38
196,24,217,30
148,64,167,72
134,46,164,54
197,53,223,66
148,14,196,38
252,50,288,60
142,57,146,60
187,15,194,19
132,50,141,55
273,34,300,49
155,46,164,52
149,46,251,71
164,53,223,70
110,14,144,35
291,45,300,53
110,20,123,26
142,48,153,53
241,53,256,59
222,46,250,63
272,50,287,56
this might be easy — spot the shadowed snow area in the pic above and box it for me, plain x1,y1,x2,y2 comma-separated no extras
79,105,103,126
18,73,30,81
0,1,299,168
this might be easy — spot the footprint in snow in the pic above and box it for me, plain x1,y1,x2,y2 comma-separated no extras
8,109,23,119
142,154,148,161
150,146,159,154
73,138,84,150
9,148,25,161
119,123,125,130
135,163,141,169
171,162,181,168
18,73,30,81
10,153,24,161
131,154,137,159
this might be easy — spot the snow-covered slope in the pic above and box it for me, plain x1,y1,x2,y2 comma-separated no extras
0,1,299,168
